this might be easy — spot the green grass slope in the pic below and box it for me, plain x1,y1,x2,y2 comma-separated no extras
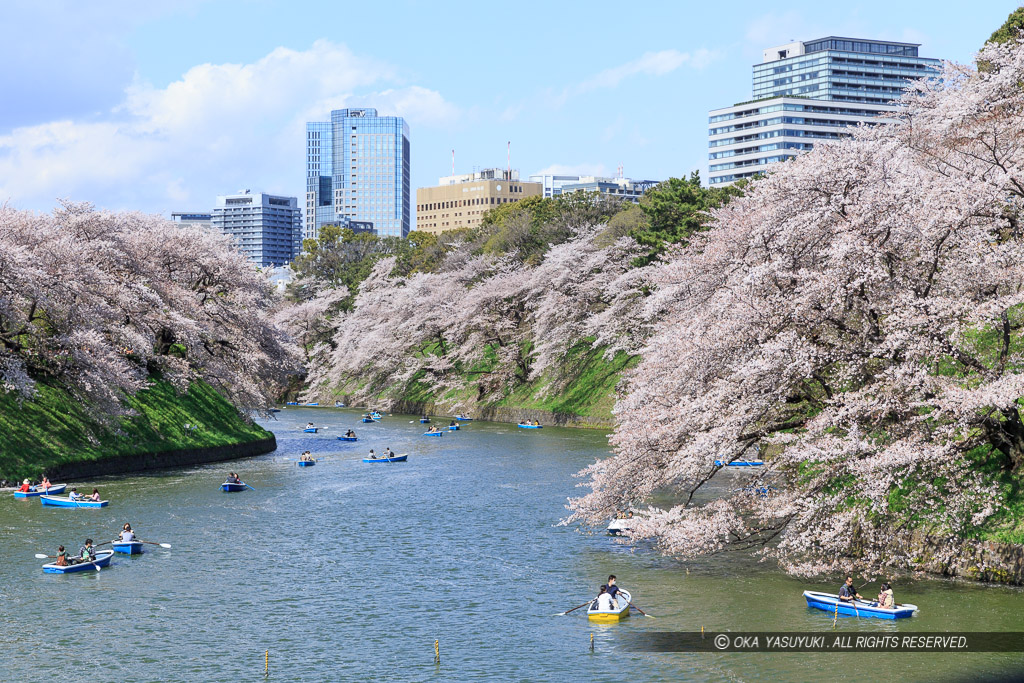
0,380,271,481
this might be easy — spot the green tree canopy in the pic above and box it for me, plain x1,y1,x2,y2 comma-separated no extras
632,171,745,266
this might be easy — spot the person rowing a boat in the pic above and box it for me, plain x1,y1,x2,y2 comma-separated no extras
39,476,51,491
877,582,895,609
305,422,315,429
301,451,314,462
385,447,395,458
838,576,863,603
345,429,355,438
606,575,624,607
70,539,95,565
117,523,135,543
226,472,241,484
68,487,82,501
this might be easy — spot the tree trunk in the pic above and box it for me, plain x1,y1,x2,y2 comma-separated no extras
985,406,1024,472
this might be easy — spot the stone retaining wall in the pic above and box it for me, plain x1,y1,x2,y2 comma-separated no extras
905,533,1024,585
40,435,278,481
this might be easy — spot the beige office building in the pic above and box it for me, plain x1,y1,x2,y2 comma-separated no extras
416,168,542,234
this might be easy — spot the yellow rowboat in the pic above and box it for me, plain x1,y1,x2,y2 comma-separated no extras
587,588,632,623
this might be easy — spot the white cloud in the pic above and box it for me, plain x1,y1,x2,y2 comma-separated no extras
548,48,716,108
531,163,608,178
0,40,459,213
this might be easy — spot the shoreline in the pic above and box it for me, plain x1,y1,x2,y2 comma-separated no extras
341,398,614,430
0,435,277,486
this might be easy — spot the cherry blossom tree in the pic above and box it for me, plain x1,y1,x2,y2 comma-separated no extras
569,41,1024,576
0,201,299,418
298,223,649,408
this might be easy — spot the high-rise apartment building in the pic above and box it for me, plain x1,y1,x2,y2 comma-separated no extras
528,174,659,202
708,37,941,186
306,108,411,239
416,169,541,234
170,211,212,228
211,190,302,267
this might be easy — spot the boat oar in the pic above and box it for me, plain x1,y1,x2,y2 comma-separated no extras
34,554,54,559
555,600,593,616
140,541,172,548
243,483,256,491
626,600,655,618
94,540,113,548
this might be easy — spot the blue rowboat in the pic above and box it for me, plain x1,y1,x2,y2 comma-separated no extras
270,408,281,413
455,416,473,421
361,417,374,423
363,454,408,463
40,495,108,508
448,425,459,430
112,541,143,555
303,427,318,433
714,460,764,467
285,402,298,405
803,591,917,620
305,402,319,406
518,423,543,429
14,484,67,499
221,482,247,492
420,418,431,424
42,550,114,573
422,431,443,437
297,460,316,467
337,436,358,442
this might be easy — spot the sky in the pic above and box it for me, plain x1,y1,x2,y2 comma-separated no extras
0,0,1017,219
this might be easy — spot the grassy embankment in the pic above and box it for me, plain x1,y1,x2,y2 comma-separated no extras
343,342,636,426
0,380,271,481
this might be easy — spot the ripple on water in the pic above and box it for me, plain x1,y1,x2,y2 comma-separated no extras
0,409,1022,681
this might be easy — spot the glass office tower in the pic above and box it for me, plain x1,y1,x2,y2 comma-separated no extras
708,37,940,186
305,108,411,239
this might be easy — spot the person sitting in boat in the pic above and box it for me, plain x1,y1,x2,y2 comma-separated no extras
226,473,241,484
877,582,895,609
345,429,355,438
17,479,31,493
75,539,95,565
838,576,862,603
596,585,615,611
368,449,378,459
606,575,623,607
89,488,101,502
119,523,135,543
385,448,395,458
39,476,51,491
305,422,315,429
68,487,82,501
55,545,68,567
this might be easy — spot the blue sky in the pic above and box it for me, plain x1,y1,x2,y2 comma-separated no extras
0,0,1016,217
